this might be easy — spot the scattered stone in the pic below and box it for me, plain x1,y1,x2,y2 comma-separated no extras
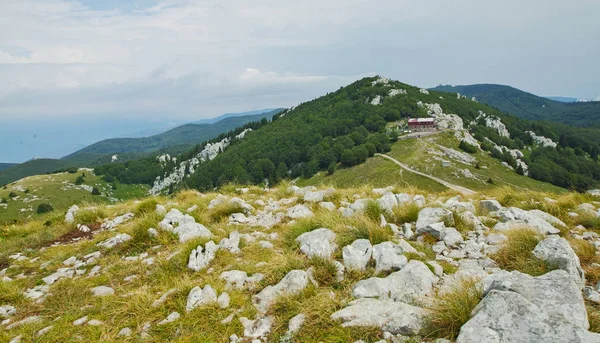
342,239,373,271
37,326,53,336
0,305,16,318
186,285,218,311
73,316,88,326
372,242,408,273
90,286,114,297
296,228,337,259
96,233,132,249
416,208,454,231
188,241,219,271
118,327,132,337
253,270,309,313
240,316,274,339
287,204,313,219
532,236,585,289
158,312,180,325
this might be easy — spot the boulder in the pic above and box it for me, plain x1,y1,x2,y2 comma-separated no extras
239,316,274,338
173,222,212,243
457,270,599,343
479,200,502,212
65,205,79,223
342,239,373,271
186,285,217,311
372,241,409,273
253,270,308,313
296,228,337,259
218,231,241,253
287,204,313,219
331,298,426,335
377,192,398,213
319,202,336,211
352,260,438,303
304,189,334,202
158,312,180,325
532,236,585,289
416,208,454,231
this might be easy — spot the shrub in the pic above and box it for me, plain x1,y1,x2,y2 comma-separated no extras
424,278,482,339
36,203,54,214
75,175,85,185
459,141,478,154
327,161,337,175
8,192,17,198
91,187,101,195
487,177,494,184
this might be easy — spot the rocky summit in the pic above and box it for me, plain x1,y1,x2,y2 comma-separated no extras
2,183,600,342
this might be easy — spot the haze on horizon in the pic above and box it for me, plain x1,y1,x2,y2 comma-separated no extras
1,0,599,162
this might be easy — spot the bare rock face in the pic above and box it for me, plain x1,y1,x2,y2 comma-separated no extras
296,228,337,259
494,207,561,235
352,260,438,304
253,270,309,313
342,239,373,271
159,208,212,242
331,298,426,335
533,236,585,289
457,270,599,343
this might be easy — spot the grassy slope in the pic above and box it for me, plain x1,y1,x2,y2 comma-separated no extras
298,154,448,193
64,110,281,164
431,84,600,127
0,184,598,342
0,171,147,224
302,131,565,195
387,132,566,194
0,159,78,187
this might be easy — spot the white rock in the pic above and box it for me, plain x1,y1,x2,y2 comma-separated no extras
65,205,79,223
186,285,218,311
158,312,180,325
152,288,177,308
155,204,167,215
253,270,309,313
218,231,241,253
88,319,103,326
118,327,132,337
90,286,114,297
331,298,426,335
352,260,438,304
73,316,88,326
416,207,454,231
319,202,336,211
287,313,306,334
377,192,398,213
37,326,53,336
342,239,373,271
533,236,585,289
0,305,16,318
148,228,159,237
188,241,219,271
218,292,230,308
296,228,337,259
372,242,408,273
287,204,313,219
96,233,132,249
239,316,273,338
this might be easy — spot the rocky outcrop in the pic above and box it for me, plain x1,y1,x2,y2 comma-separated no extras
533,236,585,289
457,270,599,342
342,239,373,271
296,228,337,259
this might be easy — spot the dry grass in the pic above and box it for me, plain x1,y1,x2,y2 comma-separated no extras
490,228,549,276
392,202,421,224
424,278,482,339
588,301,600,333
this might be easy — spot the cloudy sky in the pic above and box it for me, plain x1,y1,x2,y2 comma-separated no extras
1,0,599,162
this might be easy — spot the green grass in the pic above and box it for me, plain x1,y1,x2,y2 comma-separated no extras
297,156,448,193
490,228,549,276
0,171,147,224
387,132,567,194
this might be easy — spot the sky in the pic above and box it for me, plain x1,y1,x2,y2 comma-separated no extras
1,0,600,162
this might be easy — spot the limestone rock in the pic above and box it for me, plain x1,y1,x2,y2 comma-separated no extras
240,316,273,338
186,285,218,311
296,228,337,259
331,298,426,335
353,260,438,303
372,241,408,273
96,233,132,249
253,270,308,313
287,204,313,219
342,239,373,271
188,241,219,271
533,236,585,289
158,312,180,325
416,208,454,231
91,286,114,297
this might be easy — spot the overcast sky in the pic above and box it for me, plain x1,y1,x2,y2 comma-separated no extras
1,0,599,161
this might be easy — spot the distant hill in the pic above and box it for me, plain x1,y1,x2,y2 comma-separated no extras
430,84,600,127
546,96,579,103
0,163,17,173
192,108,281,125
63,109,282,164
0,159,77,186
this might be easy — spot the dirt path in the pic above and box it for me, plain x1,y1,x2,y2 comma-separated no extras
375,153,477,196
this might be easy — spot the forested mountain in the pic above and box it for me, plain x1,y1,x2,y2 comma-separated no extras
63,109,282,164
430,84,600,127
192,108,281,124
0,159,77,186
0,163,17,173
96,76,600,193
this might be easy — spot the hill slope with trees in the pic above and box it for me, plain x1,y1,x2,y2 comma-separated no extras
95,76,599,193
431,84,600,127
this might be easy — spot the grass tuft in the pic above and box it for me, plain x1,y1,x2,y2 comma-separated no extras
424,278,482,339
490,228,548,276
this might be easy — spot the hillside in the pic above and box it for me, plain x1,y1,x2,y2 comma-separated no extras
63,110,282,165
0,163,17,173
0,159,78,187
0,169,147,224
1,183,600,342
111,76,600,195
192,108,282,125
430,84,600,127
